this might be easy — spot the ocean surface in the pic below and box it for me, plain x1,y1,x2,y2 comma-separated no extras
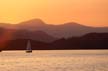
0,50,108,71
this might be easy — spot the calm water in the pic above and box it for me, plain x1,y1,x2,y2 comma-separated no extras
0,50,108,71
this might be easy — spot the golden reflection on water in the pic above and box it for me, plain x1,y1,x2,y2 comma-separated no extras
0,50,108,71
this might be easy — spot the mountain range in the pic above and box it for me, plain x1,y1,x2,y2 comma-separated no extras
0,18,108,40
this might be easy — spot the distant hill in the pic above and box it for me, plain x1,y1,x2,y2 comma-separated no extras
12,30,57,42
16,19,47,30
52,33,108,49
0,29,57,43
0,18,108,38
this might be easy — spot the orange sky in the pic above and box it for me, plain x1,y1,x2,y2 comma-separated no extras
0,0,108,27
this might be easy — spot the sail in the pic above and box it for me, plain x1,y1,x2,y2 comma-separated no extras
26,40,32,51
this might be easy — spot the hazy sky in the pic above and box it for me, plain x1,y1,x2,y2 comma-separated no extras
0,0,108,26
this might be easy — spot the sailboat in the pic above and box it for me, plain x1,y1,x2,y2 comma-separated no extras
26,40,32,53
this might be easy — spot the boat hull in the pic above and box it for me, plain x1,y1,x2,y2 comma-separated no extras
26,50,32,53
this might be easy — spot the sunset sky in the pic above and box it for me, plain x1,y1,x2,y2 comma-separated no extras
0,0,108,27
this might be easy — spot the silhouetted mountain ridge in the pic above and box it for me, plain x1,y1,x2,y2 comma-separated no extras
0,18,108,38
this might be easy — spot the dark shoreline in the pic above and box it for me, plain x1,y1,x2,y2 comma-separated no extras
0,33,108,50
